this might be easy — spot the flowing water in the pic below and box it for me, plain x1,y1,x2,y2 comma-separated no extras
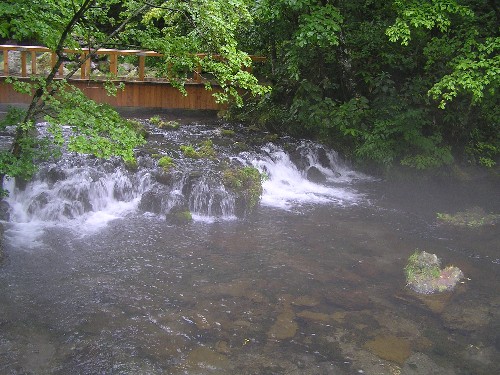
0,119,499,375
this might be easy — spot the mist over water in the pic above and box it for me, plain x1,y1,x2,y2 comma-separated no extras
0,120,498,374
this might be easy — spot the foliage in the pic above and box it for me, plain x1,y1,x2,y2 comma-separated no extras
180,145,200,159
236,0,499,172
125,0,271,104
222,166,263,211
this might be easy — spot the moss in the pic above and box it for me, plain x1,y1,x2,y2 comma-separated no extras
223,166,263,212
158,156,175,171
167,209,193,224
149,115,162,126
124,158,138,171
220,129,236,137
198,139,217,159
180,140,216,159
126,119,148,138
176,210,192,222
437,207,498,228
149,116,180,129
159,120,181,129
405,250,463,294
180,145,201,158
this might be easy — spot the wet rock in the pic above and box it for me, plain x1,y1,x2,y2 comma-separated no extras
192,313,211,330
317,147,331,168
0,222,4,262
0,200,10,221
297,310,330,323
364,335,412,365
215,341,230,354
306,166,326,183
45,166,67,186
138,185,172,214
268,308,297,341
442,304,491,332
324,289,372,310
402,352,456,375
292,295,320,307
166,207,192,225
183,347,231,373
27,192,50,214
154,170,173,185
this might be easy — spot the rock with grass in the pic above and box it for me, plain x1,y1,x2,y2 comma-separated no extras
405,251,463,294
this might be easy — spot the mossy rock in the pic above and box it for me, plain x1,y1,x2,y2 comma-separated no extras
158,156,175,172
220,128,236,137
124,158,138,172
167,208,193,225
223,166,263,215
437,207,499,228
405,251,463,294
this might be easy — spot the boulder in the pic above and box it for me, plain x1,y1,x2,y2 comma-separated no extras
306,166,326,183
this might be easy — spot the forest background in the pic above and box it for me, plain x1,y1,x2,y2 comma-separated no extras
0,0,498,180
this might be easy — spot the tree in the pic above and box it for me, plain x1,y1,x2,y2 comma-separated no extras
0,0,270,192
235,0,498,171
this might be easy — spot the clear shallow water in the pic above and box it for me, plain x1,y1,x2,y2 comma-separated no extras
0,126,499,374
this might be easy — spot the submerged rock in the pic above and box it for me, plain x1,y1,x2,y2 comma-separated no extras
402,352,457,375
405,251,463,294
363,335,412,365
267,308,297,341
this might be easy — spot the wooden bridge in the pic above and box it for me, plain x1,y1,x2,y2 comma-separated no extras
0,45,265,111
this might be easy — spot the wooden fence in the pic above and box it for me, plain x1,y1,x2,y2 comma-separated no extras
0,45,266,109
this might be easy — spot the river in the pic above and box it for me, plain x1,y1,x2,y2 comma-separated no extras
0,118,498,374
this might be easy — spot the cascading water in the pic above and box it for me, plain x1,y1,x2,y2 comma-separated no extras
3,121,369,240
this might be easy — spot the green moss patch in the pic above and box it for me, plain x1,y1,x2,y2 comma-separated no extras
437,207,498,228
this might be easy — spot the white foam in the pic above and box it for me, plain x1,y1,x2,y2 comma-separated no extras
250,144,363,210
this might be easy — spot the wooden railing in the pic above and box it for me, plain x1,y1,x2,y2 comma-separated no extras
0,45,266,83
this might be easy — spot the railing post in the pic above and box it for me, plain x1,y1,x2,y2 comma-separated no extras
138,53,145,81
194,63,202,83
3,50,8,76
80,53,86,79
20,48,27,77
109,52,118,76
31,51,37,75
51,52,57,74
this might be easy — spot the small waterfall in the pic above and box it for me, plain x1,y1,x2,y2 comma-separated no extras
4,157,152,235
247,142,365,210
2,122,369,242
